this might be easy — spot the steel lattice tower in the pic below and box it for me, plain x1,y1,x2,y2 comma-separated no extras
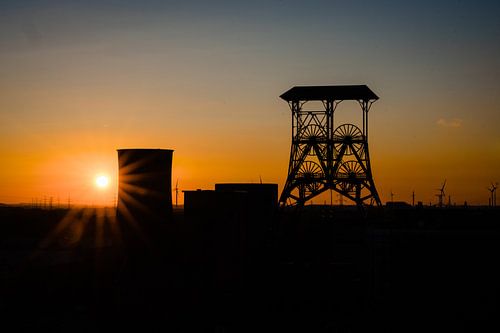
279,85,382,209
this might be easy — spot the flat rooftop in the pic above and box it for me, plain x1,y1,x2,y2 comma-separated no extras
280,85,378,102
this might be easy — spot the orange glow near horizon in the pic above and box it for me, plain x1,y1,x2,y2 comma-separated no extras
0,102,499,207
0,150,120,207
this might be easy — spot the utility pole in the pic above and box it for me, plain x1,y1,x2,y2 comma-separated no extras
412,190,415,206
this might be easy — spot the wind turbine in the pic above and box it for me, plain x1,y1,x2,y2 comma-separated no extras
493,182,498,207
436,180,446,208
488,182,498,207
174,179,179,207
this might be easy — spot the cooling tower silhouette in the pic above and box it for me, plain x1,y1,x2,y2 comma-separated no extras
117,149,173,224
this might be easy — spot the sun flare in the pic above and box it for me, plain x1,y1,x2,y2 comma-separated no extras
95,175,109,188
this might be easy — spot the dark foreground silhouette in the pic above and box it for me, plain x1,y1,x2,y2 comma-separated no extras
1,205,500,332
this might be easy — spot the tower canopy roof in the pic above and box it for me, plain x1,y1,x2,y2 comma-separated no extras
280,85,378,102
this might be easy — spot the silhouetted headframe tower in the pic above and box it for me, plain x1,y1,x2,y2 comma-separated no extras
279,85,382,209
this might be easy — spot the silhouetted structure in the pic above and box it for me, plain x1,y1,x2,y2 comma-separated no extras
183,189,249,221
279,85,382,209
215,183,278,215
386,201,412,209
184,184,278,217
184,183,278,256
174,179,179,207
488,182,498,207
183,189,248,287
436,179,446,208
116,149,173,224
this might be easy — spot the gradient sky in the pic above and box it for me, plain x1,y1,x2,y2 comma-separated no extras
1,0,499,205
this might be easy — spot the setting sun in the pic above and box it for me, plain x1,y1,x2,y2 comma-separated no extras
95,175,109,188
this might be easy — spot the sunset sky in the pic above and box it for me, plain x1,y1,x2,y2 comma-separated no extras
1,0,499,205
